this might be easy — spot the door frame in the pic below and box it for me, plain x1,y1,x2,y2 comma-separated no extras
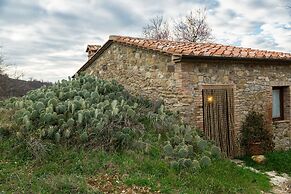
201,85,236,157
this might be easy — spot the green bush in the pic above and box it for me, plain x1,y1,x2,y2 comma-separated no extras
162,125,221,171
0,75,175,152
1,74,221,169
241,111,274,154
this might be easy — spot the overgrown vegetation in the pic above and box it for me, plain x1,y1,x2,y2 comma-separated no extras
241,111,274,155
0,75,272,193
1,75,221,169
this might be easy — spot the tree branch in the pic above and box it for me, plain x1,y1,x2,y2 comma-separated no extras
173,8,212,43
142,16,170,40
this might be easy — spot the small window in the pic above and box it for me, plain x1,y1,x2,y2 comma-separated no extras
272,87,284,120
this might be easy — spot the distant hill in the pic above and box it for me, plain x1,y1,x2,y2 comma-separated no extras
0,74,52,100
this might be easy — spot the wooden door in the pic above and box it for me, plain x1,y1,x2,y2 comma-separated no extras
202,88,235,157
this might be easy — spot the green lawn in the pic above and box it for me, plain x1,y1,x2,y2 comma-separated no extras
242,149,291,176
0,138,271,194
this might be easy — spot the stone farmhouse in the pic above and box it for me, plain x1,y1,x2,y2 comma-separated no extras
76,35,291,157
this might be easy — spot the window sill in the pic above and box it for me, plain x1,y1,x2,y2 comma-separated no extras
272,120,290,124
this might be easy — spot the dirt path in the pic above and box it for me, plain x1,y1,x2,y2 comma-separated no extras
232,159,291,194
265,171,291,194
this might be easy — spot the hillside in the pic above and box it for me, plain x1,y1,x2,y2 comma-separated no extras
0,74,51,100
0,75,271,193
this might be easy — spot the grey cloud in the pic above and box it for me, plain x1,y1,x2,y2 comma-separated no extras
0,1,47,24
223,9,237,18
247,0,279,9
100,1,143,27
0,0,290,82
176,0,219,9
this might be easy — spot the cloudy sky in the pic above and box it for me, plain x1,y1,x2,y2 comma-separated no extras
0,0,290,82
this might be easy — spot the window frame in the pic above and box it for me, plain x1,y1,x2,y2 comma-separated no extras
272,86,284,121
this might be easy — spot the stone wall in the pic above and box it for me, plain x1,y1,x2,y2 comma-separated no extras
84,42,194,121
273,121,291,150
84,42,291,153
181,61,291,153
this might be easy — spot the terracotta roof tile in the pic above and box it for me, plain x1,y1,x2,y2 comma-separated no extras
224,50,232,56
167,47,176,52
137,40,145,47
174,48,184,54
182,49,193,55
240,51,248,57
215,49,225,55
108,35,291,61
208,48,218,53
248,51,256,57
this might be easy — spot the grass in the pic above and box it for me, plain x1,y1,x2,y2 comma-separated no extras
242,150,291,176
0,138,271,194
0,77,274,193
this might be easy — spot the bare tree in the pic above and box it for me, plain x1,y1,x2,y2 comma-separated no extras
10,67,24,80
143,16,170,40
0,49,23,79
0,54,14,77
173,9,212,42
0,51,6,75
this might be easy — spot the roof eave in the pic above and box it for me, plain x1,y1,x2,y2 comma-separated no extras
179,55,291,64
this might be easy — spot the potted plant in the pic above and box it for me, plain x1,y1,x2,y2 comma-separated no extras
241,111,274,155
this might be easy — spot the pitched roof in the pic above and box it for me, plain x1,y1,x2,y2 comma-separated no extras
109,35,291,60
76,35,291,75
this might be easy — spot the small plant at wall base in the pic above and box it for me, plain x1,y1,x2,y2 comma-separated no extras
241,111,274,155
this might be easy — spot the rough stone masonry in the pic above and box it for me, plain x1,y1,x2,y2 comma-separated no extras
80,36,291,156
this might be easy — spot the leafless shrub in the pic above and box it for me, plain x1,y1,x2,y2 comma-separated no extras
9,67,24,80
0,52,7,75
173,9,212,42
